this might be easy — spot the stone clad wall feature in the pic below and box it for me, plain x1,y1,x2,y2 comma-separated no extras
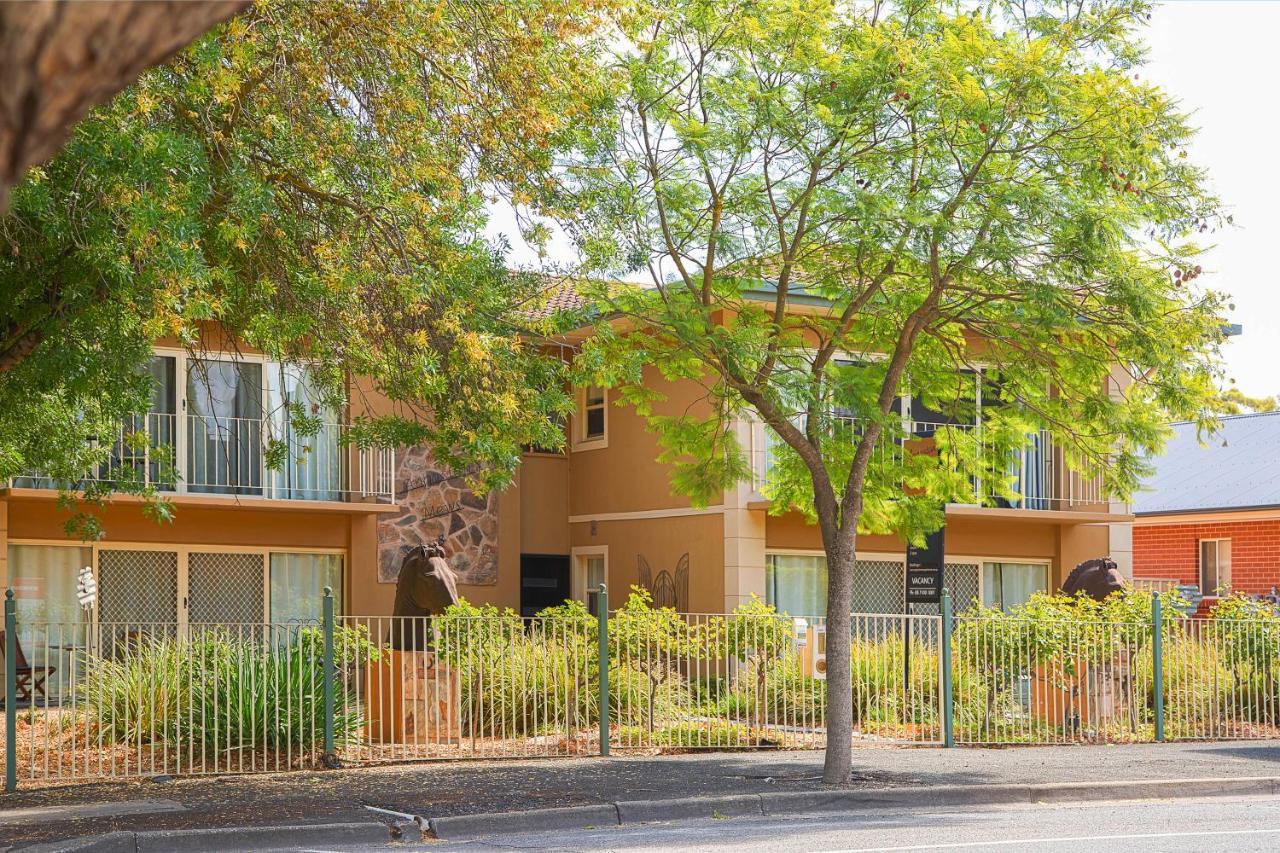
377,446,498,585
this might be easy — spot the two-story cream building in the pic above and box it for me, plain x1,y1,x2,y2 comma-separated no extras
1,291,1133,631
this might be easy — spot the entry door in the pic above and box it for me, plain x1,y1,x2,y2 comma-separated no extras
188,552,266,627
97,549,179,655
97,550,179,628
96,549,265,631
520,554,570,617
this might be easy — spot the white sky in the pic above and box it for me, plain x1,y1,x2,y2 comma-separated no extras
1143,1,1280,396
488,1,1278,395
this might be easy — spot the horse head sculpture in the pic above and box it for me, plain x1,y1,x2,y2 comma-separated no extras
1061,556,1127,602
390,535,460,650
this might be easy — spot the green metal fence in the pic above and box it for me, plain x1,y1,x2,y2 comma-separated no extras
4,587,1280,789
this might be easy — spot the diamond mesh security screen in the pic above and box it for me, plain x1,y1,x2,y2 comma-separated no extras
98,549,178,627
946,562,980,612
851,560,904,614
188,551,265,626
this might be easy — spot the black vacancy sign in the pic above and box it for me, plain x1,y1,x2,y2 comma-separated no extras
905,528,945,605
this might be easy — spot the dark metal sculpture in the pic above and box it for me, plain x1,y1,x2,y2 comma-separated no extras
1061,557,1127,602
637,553,689,611
390,536,460,650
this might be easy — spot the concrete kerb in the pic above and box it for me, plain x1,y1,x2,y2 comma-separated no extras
1026,776,1280,803
616,794,765,824
8,821,405,853
427,776,1280,840
6,833,138,853
428,803,621,840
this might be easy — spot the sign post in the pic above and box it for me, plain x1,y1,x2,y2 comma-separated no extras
904,529,945,723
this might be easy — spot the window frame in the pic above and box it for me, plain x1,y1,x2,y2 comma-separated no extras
570,545,609,604
764,549,1050,615
573,385,609,451
149,346,342,498
1199,538,1232,595
981,560,1051,612
8,538,346,628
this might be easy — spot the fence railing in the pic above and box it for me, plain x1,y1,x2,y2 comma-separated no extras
5,587,1280,789
8,411,396,503
749,419,1108,510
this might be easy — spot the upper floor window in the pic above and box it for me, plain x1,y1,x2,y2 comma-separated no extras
576,385,607,448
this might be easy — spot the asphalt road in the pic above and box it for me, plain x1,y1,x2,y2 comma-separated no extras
403,795,1280,852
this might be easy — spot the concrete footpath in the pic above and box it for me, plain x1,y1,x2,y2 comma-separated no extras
3,741,1280,849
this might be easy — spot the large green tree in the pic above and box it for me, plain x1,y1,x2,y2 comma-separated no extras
564,0,1228,781
0,0,610,529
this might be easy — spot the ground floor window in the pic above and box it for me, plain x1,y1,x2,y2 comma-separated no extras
572,548,608,615
766,552,984,617
982,562,1049,611
7,544,91,626
7,545,343,628
766,554,827,618
1199,539,1231,595
269,552,343,624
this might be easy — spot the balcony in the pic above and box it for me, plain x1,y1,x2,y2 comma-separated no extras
9,411,396,504
748,418,1108,512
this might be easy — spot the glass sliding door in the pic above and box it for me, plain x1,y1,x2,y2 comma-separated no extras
765,554,828,618
8,544,91,700
269,553,342,624
107,356,178,488
186,358,264,494
982,562,1049,612
266,363,341,500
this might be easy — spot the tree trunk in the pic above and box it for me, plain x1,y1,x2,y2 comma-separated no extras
0,0,248,212
821,537,857,784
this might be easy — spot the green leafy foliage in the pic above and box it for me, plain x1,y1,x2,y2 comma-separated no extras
79,625,374,758
565,0,1227,537
434,598,602,738
609,587,721,733
0,0,615,531
559,0,1230,776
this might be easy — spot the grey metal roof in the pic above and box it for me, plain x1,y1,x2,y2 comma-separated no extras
1135,411,1280,515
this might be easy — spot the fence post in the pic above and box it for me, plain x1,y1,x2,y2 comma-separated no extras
940,588,954,748
5,589,16,793
596,583,609,757
322,586,335,762
1152,594,1164,743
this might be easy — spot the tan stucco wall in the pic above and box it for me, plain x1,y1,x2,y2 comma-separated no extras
568,366,712,517
520,455,570,555
2,494,358,605
570,512,725,613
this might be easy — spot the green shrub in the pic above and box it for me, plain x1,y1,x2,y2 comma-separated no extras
717,653,825,727
79,625,374,755
80,634,187,745
609,587,720,733
617,720,756,748
435,599,601,738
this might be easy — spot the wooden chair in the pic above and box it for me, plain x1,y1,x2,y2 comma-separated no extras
0,631,55,702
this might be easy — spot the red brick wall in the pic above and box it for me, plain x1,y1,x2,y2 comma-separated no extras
1134,518,1280,595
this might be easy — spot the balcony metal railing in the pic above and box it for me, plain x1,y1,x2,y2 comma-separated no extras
749,418,1109,511
9,411,395,503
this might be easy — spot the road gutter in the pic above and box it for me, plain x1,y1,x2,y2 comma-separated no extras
426,776,1280,840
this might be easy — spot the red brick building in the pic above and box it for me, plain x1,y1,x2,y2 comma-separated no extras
1134,413,1280,598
